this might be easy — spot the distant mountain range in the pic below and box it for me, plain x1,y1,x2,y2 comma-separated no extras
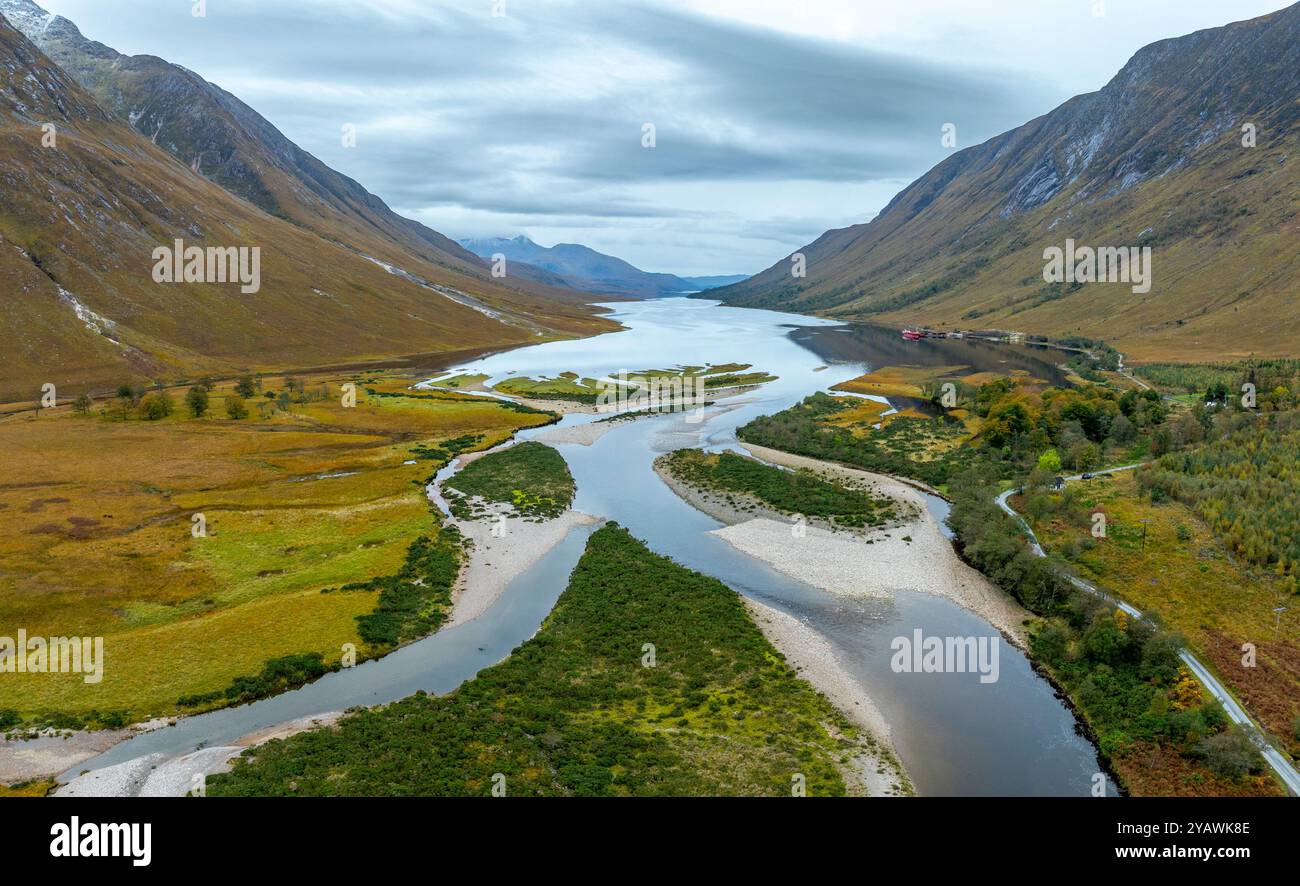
708,3,1300,362
0,0,612,400
459,236,748,298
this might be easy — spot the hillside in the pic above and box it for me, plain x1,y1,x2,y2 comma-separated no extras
709,3,1300,362
1,0,487,279
460,235,740,298
0,7,614,402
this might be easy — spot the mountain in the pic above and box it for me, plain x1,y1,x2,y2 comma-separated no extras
708,4,1300,362
680,274,749,291
0,5,613,401
459,235,741,298
0,0,484,277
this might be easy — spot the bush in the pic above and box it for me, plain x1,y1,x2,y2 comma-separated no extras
1197,729,1261,778
137,391,174,421
225,395,249,420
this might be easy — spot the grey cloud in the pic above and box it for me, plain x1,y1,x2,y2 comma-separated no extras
39,0,1060,272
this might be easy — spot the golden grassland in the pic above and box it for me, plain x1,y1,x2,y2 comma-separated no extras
1025,471,1300,757
832,364,968,399
823,363,999,460
0,779,55,797
0,372,554,722
832,364,1050,401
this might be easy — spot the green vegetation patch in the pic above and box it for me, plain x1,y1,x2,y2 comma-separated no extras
662,449,897,528
739,392,986,488
1138,412,1300,584
178,653,330,708
336,528,464,648
634,363,777,390
444,442,575,521
430,372,490,389
494,374,607,404
208,523,875,796
947,470,1280,796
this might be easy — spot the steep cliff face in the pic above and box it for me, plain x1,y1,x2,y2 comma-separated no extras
711,4,1300,361
0,15,612,400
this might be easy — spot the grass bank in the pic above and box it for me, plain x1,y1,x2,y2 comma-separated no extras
207,523,895,796
0,371,555,728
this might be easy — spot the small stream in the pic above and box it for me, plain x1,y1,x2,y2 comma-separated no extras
72,298,1112,796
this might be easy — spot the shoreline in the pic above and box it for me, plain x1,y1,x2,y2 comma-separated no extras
654,445,1029,645
53,712,346,797
734,443,1031,647
743,597,912,797
447,503,600,626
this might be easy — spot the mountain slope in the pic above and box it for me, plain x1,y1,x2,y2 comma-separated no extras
0,0,485,276
461,235,730,298
0,16,613,402
710,4,1300,362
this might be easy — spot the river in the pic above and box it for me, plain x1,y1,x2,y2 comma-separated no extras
70,298,1112,796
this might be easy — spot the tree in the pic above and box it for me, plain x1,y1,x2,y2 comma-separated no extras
234,375,257,399
116,384,136,420
137,391,174,421
1036,448,1062,474
1108,413,1136,445
1198,728,1260,779
186,386,210,418
72,393,92,415
226,395,249,420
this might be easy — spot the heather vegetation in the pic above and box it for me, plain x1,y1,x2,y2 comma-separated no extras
739,392,982,488
660,448,899,528
444,441,575,521
208,524,891,796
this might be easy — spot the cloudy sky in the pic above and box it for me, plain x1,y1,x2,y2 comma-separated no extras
36,0,1289,275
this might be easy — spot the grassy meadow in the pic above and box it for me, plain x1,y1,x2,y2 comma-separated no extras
0,372,555,727
207,523,901,796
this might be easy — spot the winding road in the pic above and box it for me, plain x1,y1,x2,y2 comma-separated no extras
996,465,1300,796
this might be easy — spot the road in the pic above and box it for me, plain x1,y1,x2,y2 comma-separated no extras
996,465,1300,796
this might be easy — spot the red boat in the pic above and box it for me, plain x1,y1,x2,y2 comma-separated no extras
901,328,925,341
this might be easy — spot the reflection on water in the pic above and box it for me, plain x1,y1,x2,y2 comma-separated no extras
792,322,1072,386
74,299,1110,796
